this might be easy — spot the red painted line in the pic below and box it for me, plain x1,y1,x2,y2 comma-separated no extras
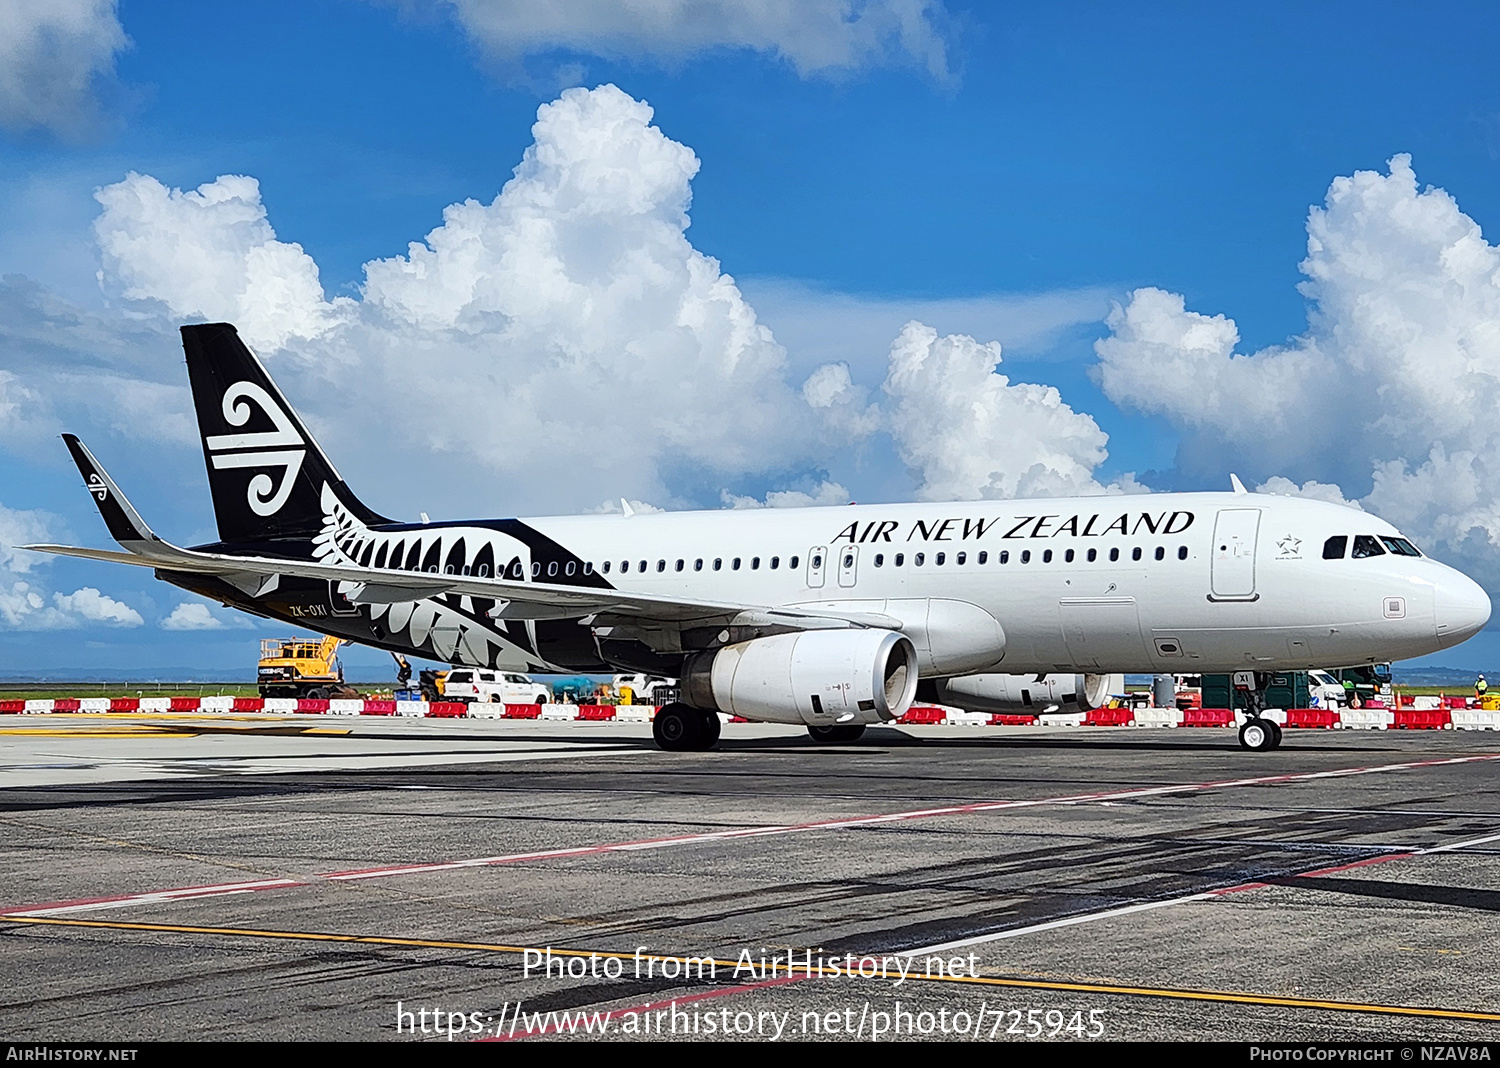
6,877,304,917
6,753,1498,917
482,975,805,1041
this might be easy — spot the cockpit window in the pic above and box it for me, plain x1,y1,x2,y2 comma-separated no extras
1322,536,1347,560
1351,535,1386,559
1381,536,1422,557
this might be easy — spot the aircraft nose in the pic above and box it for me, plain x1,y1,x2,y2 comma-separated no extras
1435,569,1491,649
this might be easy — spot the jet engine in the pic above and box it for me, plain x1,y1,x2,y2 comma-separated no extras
926,672,1123,713
681,629,918,726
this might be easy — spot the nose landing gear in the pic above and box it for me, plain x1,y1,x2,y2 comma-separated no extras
1238,717,1283,751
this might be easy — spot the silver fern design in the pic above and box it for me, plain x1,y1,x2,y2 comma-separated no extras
312,484,539,666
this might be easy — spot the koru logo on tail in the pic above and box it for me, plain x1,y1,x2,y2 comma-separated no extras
204,381,306,516
86,473,108,502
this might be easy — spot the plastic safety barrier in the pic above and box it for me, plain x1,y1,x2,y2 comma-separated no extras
613,705,653,722
1184,708,1234,726
1442,696,1471,710
987,713,1037,725
1411,696,1442,710
261,698,298,714
79,698,110,712
1085,708,1134,726
297,698,329,713
504,704,542,719
232,697,264,712
1338,708,1394,730
1132,708,1183,727
108,698,139,712
361,700,397,716
52,698,80,712
541,703,580,721
1285,708,1338,728
1394,708,1452,729
327,699,363,715
0,700,23,713
467,700,506,719
170,697,200,711
1450,709,1500,730
395,700,429,718
23,699,54,714
425,702,467,718
945,710,992,726
576,705,616,721
138,697,171,712
1038,712,1088,727
899,707,946,724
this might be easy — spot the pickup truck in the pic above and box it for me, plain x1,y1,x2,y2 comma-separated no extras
443,670,553,706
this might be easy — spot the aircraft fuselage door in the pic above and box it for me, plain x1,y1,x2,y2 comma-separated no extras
837,545,858,588
1211,508,1261,599
807,546,828,589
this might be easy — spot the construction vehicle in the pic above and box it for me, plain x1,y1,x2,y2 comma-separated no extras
257,635,360,699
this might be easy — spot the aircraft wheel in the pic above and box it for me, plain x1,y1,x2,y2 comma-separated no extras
1238,718,1277,752
695,710,722,750
807,724,866,743
652,703,702,752
1266,720,1283,750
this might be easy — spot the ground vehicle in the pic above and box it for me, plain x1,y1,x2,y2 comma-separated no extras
32,323,1490,754
257,635,358,699
1306,670,1347,708
612,674,675,704
442,669,551,705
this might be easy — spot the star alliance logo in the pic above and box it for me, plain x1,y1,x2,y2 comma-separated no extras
1276,535,1302,559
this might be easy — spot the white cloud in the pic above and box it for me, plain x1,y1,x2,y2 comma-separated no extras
429,0,953,80
1094,154,1500,583
93,173,354,352
0,500,59,575
1256,476,1363,510
722,480,851,509
882,320,1117,501
161,602,222,630
0,0,127,136
52,586,141,625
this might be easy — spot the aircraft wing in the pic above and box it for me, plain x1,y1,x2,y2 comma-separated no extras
24,435,901,632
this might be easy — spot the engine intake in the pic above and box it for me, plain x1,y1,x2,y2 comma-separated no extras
682,629,918,726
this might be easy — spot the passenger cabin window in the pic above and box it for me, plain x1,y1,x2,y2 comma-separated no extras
789,556,799,568
1020,550,1031,564
999,551,1009,564
770,556,780,569
914,553,925,566
1322,536,1347,560
1177,546,1188,560
732,557,742,570
751,557,761,570
935,552,945,565
1087,548,1097,562
1065,549,1075,563
895,553,905,566
977,551,988,564
874,554,885,566
1351,535,1386,559
694,559,703,571
1154,547,1164,561
1131,547,1142,561
713,558,722,570
1109,548,1120,562
639,560,648,572
675,559,684,571
657,560,666,572
1042,550,1052,563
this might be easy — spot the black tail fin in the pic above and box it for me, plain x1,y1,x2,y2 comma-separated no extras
181,323,390,544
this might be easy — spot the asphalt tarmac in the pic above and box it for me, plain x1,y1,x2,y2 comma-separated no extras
1,713,1497,1043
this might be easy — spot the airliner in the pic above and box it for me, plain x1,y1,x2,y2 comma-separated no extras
24,324,1491,753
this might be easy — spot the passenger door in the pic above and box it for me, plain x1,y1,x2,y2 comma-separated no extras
1210,508,1261,600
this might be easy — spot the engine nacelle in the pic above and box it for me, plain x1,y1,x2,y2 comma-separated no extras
682,629,918,726
929,672,1123,713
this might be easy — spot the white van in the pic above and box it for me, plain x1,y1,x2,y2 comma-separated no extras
444,670,552,706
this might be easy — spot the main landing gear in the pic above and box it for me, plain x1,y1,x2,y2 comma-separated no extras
807,724,866,743
652,702,722,752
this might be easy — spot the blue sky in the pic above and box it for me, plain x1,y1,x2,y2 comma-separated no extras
2,0,1500,675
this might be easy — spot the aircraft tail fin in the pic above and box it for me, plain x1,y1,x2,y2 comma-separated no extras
180,323,390,544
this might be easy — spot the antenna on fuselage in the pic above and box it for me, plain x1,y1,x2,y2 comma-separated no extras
1229,474,1247,495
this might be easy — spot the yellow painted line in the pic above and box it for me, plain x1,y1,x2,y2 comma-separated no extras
4,915,1496,1023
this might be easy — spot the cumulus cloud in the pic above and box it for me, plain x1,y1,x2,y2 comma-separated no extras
1256,476,1363,510
0,0,127,136
881,321,1118,500
93,173,353,353
0,500,142,628
722,480,851,509
161,601,244,630
52,586,141,625
1095,154,1500,583
428,0,954,80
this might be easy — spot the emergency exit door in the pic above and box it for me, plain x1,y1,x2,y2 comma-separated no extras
1210,508,1261,599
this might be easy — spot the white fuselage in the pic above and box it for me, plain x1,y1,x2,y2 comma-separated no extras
335,490,1490,676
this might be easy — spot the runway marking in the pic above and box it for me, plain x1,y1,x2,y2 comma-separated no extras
906,826,1500,955
3,915,1497,1024
6,752,1499,917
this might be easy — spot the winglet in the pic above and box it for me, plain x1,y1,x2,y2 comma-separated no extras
1229,473,1247,495
60,434,162,549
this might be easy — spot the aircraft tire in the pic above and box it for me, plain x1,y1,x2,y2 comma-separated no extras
807,724,866,743
695,709,721,750
1266,720,1283,750
1238,719,1277,752
653,703,702,752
